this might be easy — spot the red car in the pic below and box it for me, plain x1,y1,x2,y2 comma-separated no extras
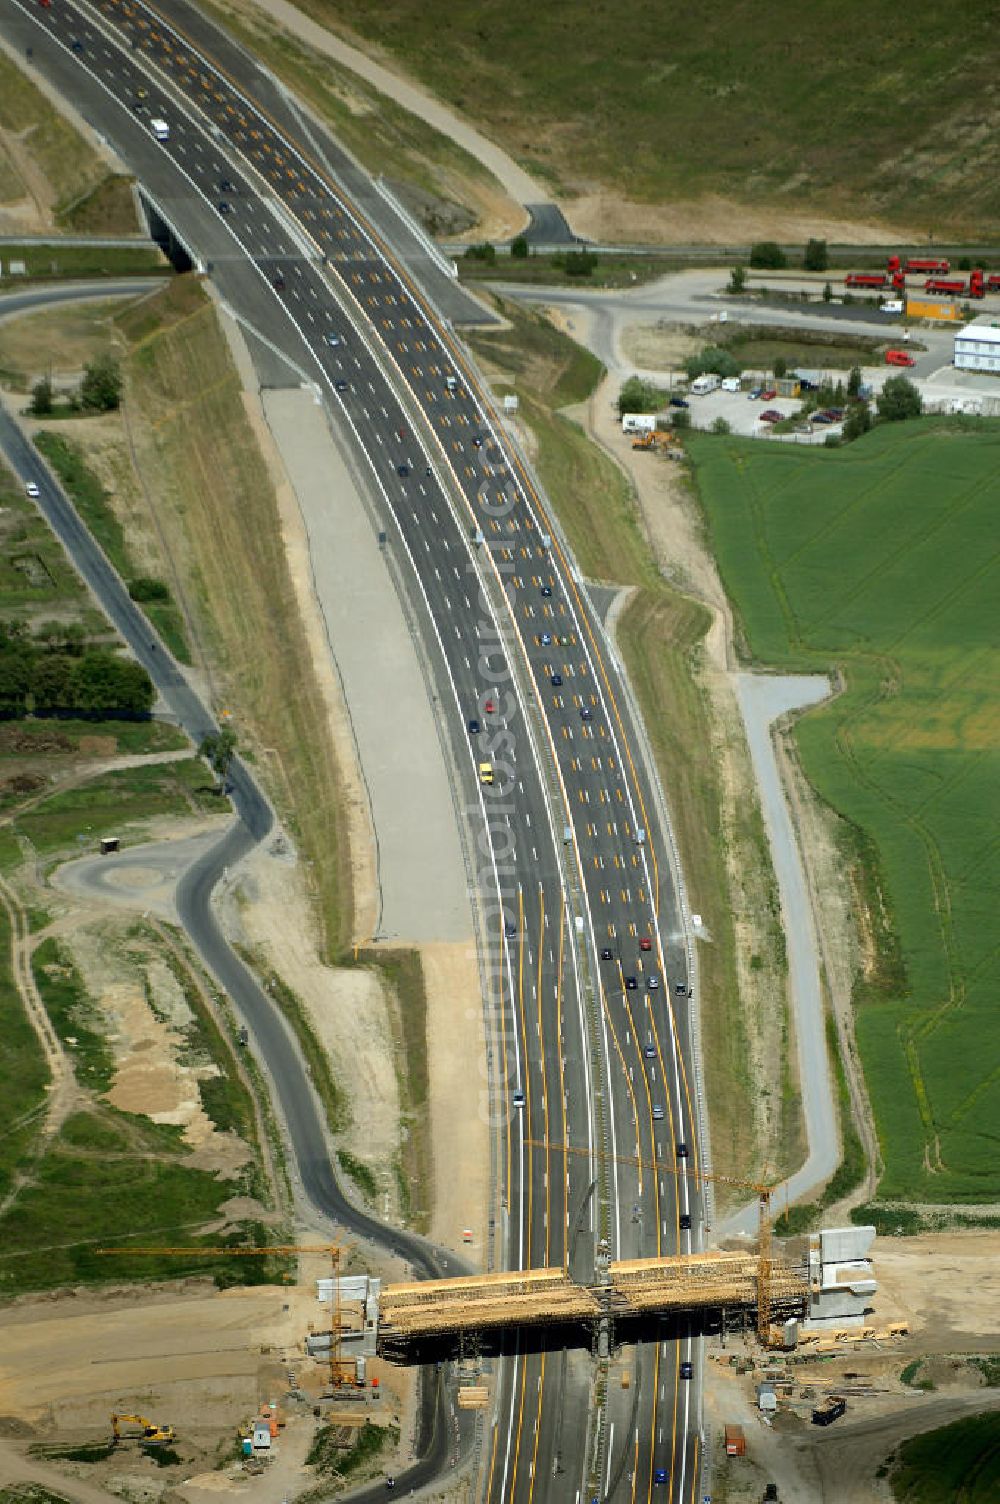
484,697,496,714
639,937,653,952
885,349,915,367
760,409,783,423
760,388,778,400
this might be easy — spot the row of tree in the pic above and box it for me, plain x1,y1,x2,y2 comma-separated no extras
0,623,154,718
29,354,123,418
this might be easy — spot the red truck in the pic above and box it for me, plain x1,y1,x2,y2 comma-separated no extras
924,270,985,298
887,255,951,276
845,271,905,290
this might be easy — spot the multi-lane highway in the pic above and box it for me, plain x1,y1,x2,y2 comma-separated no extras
6,1,707,1497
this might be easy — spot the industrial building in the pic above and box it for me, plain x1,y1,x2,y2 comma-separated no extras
954,317,1000,373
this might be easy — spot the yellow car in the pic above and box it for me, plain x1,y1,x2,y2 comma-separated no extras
479,762,494,786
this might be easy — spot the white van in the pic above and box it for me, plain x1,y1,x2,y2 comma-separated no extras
151,118,170,142
621,412,657,434
721,377,741,393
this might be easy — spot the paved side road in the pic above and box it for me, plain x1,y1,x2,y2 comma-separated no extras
0,395,466,1496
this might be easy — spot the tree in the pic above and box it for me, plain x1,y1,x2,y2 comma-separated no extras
465,242,496,264
670,408,691,430
510,234,529,260
30,653,76,714
128,576,171,603
877,375,923,423
79,353,122,412
617,376,666,415
842,402,872,443
847,365,862,398
804,238,829,272
822,281,833,303
200,728,237,787
727,265,747,294
773,355,787,379
29,377,53,416
710,416,731,435
749,241,786,270
684,345,740,380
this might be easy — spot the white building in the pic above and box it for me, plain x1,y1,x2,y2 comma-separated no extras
954,318,1000,373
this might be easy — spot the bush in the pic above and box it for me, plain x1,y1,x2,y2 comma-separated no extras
79,353,122,412
465,241,496,263
510,234,529,259
617,375,667,415
804,238,829,271
710,417,731,435
684,344,740,380
877,374,922,422
727,265,747,294
773,355,787,379
847,364,862,398
560,249,599,277
671,408,691,430
127,577,171,604
842,402,872,442
750,240,786,269
29,377,53,416
822,281,833,302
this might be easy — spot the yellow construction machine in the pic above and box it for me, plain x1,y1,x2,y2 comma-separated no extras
111,1414,175,1446
631,429,681,453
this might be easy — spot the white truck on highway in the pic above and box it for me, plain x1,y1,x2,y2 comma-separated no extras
151,118,170,142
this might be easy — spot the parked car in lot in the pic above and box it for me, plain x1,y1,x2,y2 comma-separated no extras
759,409,784,423
748,387,763,400
760,388,778,401
669,396,689,408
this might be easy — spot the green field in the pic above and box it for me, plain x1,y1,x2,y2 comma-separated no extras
890,1412,1000,1502
689,420,1000,1203
294,0,999,232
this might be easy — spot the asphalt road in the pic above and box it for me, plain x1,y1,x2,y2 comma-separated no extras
4,3,707,1498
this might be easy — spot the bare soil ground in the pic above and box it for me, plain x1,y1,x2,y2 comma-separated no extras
564,194,909,249
0,302,124,393
618,323,703,374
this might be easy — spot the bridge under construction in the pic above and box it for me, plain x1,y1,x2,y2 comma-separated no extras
376,1250,811,1360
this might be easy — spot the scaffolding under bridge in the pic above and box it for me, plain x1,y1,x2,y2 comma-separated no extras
377,1251,810,1359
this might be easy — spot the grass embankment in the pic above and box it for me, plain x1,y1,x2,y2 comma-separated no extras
888,1412,1000,1502
469,300,800,1186
34,433,191,663
460,252,695,289
115,276,355,957
689,421,1000,1206
0,246,166,286
292,0,998,233
202,0,496,233
0,52,137,234
0,300,123,392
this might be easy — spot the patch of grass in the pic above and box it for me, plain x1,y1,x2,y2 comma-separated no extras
0,1487,74,1504
0,902,50,1200
14,757,221,857
890,1411,1000,1501
291,0,1000,234
33,432,191,663
722,336,883,372
0,52,107,210
358,948,430,1229
460,252,696,289
0,245,165,287
32,936,115,1093
116,277,354,957
56,175,140,236
337,1148,378,1200
0,468,94,619
689,419,1000,1202
0,718,186,756
775,1014,865,1235
306,1420,398,1480
970,1355,1000,1387
469,300,800,1186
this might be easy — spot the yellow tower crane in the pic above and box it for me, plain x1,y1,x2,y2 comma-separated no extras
97,1244,356,1388
525,1138,783,1344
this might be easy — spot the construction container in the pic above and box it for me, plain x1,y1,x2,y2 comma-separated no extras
355,1356,366,1387
906,298,960,321
100,836,120,854
724,1424,746,1457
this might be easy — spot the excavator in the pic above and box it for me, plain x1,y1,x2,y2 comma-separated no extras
111,1414,175,1446
632,429,681,454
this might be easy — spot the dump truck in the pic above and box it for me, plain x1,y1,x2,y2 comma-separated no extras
925,270,984,298
845,271,905,291
887,255,950,276
811,1395,846,1427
